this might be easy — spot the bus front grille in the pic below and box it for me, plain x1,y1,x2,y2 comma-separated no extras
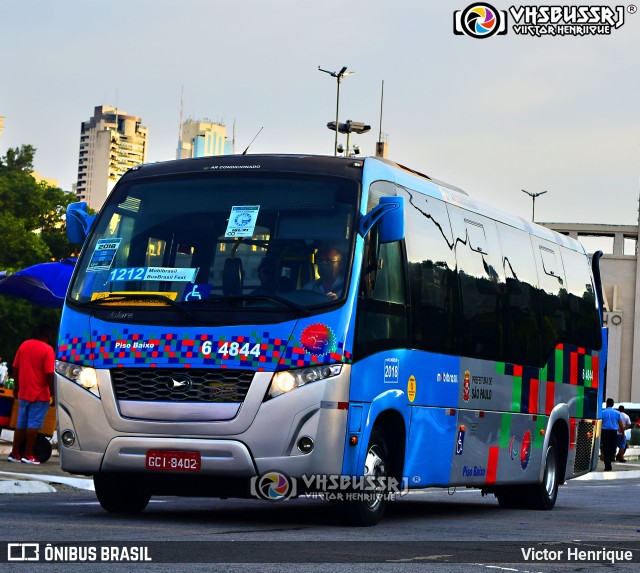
573,420,596,474
110,368,254,403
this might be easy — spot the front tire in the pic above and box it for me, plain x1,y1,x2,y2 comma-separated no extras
94,473,151,514
334,429,391,526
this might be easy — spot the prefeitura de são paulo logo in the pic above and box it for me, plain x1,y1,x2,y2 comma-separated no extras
454,3,508,38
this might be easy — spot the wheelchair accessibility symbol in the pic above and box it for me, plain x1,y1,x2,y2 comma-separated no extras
455,427,465,455
183,284,211,302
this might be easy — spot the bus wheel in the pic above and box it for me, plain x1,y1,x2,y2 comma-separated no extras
334,429,390,526
494,486,525,509
525,435,559,510
94,473,151,514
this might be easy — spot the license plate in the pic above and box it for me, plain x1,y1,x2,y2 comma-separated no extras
145,450,201,472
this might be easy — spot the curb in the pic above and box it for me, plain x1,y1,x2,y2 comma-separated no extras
575,468,640,481
0,470,94,492
0,479,57,494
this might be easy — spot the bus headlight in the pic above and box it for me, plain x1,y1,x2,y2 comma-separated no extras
55,361,100,398
266,364,342,400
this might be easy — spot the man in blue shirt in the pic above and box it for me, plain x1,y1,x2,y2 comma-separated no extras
601,398,624,471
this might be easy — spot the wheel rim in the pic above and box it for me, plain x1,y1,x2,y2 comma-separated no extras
543,446,557,498
363,444,386,510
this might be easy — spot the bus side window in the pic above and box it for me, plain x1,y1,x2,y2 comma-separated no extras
398,187,460,356
559,246,602,351
531,238,569,359
354,228,409,359
496,223,542,366
448,206,507,362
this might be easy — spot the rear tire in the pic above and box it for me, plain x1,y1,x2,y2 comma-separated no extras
495,435,560,510
334,429,391,526
525,435,559,510
495,486,526,509
94,473,151,514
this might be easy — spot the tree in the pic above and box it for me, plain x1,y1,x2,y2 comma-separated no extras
0,145,75,363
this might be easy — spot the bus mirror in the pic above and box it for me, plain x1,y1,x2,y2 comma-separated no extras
358,196,405,243
66,202,96,245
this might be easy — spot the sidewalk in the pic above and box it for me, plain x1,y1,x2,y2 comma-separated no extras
0,433,93,491
0,436,637,493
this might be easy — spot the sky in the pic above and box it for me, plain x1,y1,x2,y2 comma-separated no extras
1,0,639,225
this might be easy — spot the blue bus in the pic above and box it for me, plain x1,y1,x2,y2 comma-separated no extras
57,155,605,525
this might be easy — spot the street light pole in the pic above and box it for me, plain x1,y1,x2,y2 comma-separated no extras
522,189,548,222
319,66,355,155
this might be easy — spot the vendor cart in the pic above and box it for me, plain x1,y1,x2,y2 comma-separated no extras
0,387,55,462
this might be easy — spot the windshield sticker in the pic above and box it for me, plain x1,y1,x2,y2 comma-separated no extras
91,291,178,305
225,205,260,238
182,284,212,302
108,267,198,283
87,238,122,272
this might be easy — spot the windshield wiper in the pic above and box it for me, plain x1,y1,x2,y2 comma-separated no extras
193,294,310,316
77,293,197,321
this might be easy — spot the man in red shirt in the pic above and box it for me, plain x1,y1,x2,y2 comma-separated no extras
8,324,55,465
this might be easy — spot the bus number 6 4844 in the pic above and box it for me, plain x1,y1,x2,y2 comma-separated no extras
201,340,261,357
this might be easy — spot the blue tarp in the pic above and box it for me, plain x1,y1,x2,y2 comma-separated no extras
0,259,76,308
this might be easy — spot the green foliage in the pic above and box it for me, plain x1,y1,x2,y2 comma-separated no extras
0,145,74,362
0,298,60,367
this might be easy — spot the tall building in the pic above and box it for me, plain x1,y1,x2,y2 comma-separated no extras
177,119,232,159
0,116,4,140
76,105,148,210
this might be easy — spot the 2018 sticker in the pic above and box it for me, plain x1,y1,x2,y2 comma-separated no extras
87,238,121,272
384,358,399,384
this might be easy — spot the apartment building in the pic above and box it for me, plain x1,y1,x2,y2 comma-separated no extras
75,106,147,210
177,119,232,159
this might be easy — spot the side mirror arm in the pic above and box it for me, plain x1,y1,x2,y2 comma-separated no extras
358,202,399,238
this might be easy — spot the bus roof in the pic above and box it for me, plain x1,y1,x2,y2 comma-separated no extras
361,156,586,255
117,153,585,256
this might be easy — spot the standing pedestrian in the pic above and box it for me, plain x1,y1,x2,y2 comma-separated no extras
616,405,632,462
601,398,624,471
7,324,55,465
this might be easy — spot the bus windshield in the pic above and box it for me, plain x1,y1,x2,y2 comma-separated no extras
68,172,359,318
